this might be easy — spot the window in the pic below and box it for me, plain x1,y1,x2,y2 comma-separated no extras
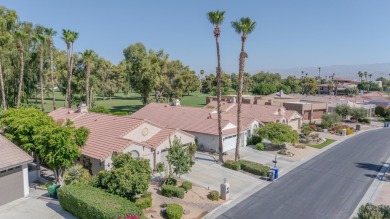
130,150,140,158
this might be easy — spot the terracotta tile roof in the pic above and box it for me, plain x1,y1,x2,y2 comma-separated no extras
130,103,242,136
49,108,193,161
0,135,33,170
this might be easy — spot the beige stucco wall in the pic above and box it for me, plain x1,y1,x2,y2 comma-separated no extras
122,123,162,142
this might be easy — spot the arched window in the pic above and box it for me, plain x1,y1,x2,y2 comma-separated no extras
130,150,140,158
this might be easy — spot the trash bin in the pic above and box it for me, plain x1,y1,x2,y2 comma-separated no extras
385,122,390,128
272,167,279,180
268,170,274,182
356,124,361,131
48,184,61,199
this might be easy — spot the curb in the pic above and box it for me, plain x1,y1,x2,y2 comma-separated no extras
204,127,383,219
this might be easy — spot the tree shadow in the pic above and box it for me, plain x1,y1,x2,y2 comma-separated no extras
46,201,77,219
355,162,389,180
110,105,144,114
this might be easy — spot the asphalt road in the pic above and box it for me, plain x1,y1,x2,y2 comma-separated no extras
217,128,390,219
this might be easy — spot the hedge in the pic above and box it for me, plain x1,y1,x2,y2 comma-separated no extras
181,181,192,192
166,203,183,219
239,160,270,177
58,184,143,219
223,160,270,177
223,160,240,171
256,143,265,151
161,185,184,199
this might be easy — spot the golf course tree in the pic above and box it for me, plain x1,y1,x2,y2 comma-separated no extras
80,49,98,109
256,122,299,146
232,17,256,161
208,10,225,163
45,27,57,110
35,25,47,112
0,108,89,184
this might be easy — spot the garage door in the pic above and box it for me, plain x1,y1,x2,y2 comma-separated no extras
0,166,24,206
223,135,236,152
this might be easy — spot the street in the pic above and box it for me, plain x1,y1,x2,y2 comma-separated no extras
216,128,390,219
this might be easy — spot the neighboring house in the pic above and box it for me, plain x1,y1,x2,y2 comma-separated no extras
0,135,33,206
130,102,261,153
49,106,195,174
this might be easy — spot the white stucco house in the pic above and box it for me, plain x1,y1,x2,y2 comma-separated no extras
0,135,33,206
130,102,262,152
49,106,195,175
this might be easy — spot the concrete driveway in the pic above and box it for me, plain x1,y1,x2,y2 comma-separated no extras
0,189,75,219
182,158,267,198
239,146,294,170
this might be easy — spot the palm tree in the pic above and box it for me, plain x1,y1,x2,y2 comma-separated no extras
364,71,368,82
0,62,5,110
15,28,27,108
232,17,256,161
45,28,57,110
62,30,78,108
81,50,97,109
35,25,46,112
207,10,225,163
358,71,363,82
369,74,372,81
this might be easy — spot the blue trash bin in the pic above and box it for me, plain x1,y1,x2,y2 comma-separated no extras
272,167,279,180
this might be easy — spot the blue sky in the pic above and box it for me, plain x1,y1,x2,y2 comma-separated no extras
2,0,390,74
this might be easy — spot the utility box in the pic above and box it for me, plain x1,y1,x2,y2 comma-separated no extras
272,167,279,180
341,129,347,136
220,178,230,200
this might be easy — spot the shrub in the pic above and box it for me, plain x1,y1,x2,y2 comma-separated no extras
64,164,91,185
301,124,312,136
317,127,323,132
309,125,317,131
358,118,371,124
165,177,177,186
223,160,240,171
293,143,306,149
166,203,183,219
256,142,265,151
135,196,152,210
111,112,128,116
239,160,270,177
58,184,143,219
247,134,262,145
156,162,165,175
161,185,185,199
355,203,386,219
278,149,288,155
375,106,386,117
207,191,220,201
90,106,110,114
346,128,354,135
181,181,192,192
321,113,342,128
350,107,367,121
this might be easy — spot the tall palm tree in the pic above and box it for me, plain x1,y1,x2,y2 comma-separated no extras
358,71,363,82
62,30,78,108
364,71,368,82
207,10,225,163
15,28,27,108
368,74,372,81
232,17,256,161
36,25,46,112
45,28,57,110
81,49,97,109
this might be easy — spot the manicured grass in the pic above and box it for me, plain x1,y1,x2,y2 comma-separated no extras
36,91,211,113
307,139,336,149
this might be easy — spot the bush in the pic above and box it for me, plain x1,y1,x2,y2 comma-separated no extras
165,177,177,186
247,134,262,145
350,107,367,121
239,160,270,177
161,185,185,199
64,164,91,185
293,143,306,149
58,184,143,219
355,203,388,219
256,142,265,151
90,106,110,114
166,203,183,219
301,124,312,136
375,106,386,117
181,181,192,192
358,118,371,124
223,160,240,171
156,162,165,174
135,196,152,210
207,191,220,201
322,113,342,128
278,149,288,155
346,128,354,135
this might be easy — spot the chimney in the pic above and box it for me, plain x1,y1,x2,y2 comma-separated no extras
172,99,180,106
78,103,88,113
279,89,284,97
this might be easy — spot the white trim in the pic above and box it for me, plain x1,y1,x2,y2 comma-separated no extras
22,164,29,197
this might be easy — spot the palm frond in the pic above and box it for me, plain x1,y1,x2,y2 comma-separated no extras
207,10,225,26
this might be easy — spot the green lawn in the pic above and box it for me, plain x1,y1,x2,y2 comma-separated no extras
37,91,210,113
307,139,336,149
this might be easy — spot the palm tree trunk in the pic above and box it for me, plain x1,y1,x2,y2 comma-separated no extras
16,40,24,108
67,43,75,108
64,46,70,107
235,35,247,162
0,62,7,110
215,33,224,163
85,62,90,109
49,39,56,110
39,47,45,112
